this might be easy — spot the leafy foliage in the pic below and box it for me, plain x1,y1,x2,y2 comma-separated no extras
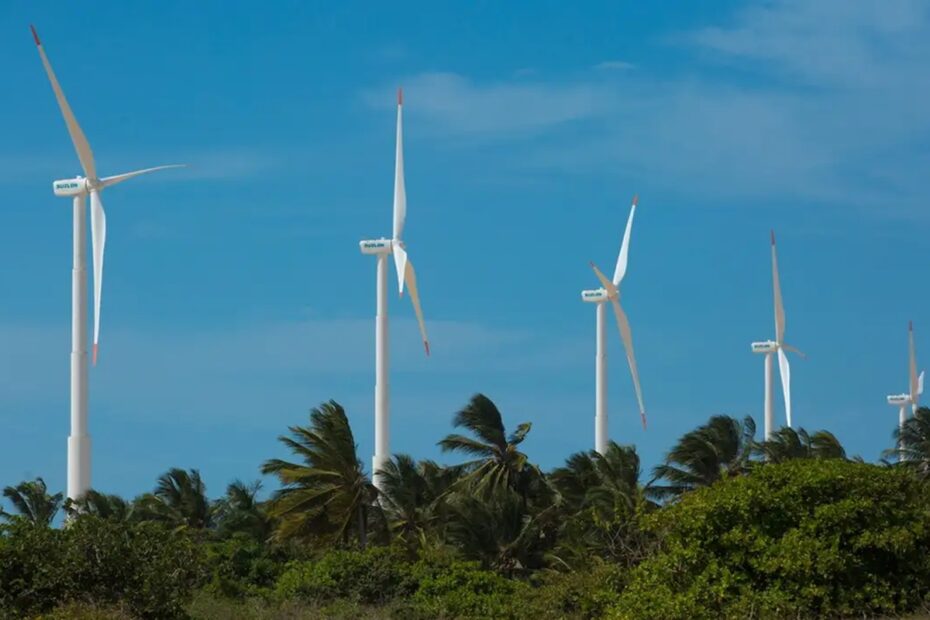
612,459,930,619
261,401,377,547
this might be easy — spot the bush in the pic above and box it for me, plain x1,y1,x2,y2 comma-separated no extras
204,533,288,599
0,516,203,619
408,559,529,619
524,563,624,619
275,546,417,606
611,460,930,619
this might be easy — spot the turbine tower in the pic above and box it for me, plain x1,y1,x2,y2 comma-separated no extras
583,196,646,455
359,89,430,490
886,321,924,461
31,26,183,501
751,231,804,440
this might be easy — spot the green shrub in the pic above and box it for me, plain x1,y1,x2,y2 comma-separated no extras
0,516,203,620
409,559,529,619
525,563,624,619
275,546,417,606
204,533,286,599
611,460,930,619
0,521,67,616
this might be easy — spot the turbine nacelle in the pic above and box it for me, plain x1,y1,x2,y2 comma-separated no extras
359,238,393,255
887,394,912,406
581,288,608,303
751,340,778,354
53,177,89,197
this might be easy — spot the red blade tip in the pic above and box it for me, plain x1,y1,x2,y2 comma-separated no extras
30,25,40,46
910,320,914,331
424,341,430,357
398,87,403,105
92,344,98,366
632,194,638,206
770,230,776,245
640,412,647,430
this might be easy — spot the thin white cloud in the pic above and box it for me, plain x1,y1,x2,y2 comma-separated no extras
595,60,635,71
366,0,930,215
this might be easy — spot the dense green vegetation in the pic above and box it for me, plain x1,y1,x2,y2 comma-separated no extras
3,396,930,619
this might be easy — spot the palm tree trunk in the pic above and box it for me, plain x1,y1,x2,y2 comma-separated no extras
357,504,368,550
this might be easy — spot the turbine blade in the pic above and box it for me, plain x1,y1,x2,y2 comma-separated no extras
393,243,408,295
778,347,791,427
392,88,406,242
590,261,618,297
771,230,786,343
90,190,107,365
910,321,919,402
30,26,96,180
782,343,807,359
612,195,638,285
100,164,186,189
403,257,430,356
609,298,646,428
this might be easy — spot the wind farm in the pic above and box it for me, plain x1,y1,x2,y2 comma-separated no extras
4,4,930,618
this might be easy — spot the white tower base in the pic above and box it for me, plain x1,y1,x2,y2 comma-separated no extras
68,194,90,502
372,252,389,490
899,404,907,463
763,352,773,441
594,302,607,455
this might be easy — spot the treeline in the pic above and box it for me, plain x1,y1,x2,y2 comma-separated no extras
3,395,930,619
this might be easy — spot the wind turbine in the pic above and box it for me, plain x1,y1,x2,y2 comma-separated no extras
886,321,924,461
31,26,183,502
359,89,430,490
584,196,646,455
751,231,804,440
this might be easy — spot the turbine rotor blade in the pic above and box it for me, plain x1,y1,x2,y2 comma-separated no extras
782,343,807,359
392,88,406,242
771,230,786,343
393,243,408,295
403,256,430,356
608,298,646,428
90,190,107,365
909,321,919,402
100,164,186,189
30,26,96,180
612,195,638,285
590,261,619,298
778,347,791,427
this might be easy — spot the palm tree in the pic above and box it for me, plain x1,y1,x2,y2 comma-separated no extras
261,400,376,547
214,480,271,541
549,443,653,569
379,454,457,542
64,489,132,521
756,427,846,463
443,486,557,574
1,478,63,526
886,407,930,475
131,468,213,529
650,415,756,499
551,442,642,517
438,394,538,499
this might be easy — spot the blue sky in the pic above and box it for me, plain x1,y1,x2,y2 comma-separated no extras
1,0,929,502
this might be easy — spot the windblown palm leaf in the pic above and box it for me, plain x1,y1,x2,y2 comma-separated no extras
886,407,930,476
438,394,539,498
1,478,62,526
64,489,131,521
649,415,756,499
214,480,271,541
261,401,376,547
756,427,846,463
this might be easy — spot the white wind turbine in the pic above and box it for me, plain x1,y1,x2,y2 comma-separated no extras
31,26,183,502
583,196,646,455
886,321,924,461
751,231,804,440
359,89,430,490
